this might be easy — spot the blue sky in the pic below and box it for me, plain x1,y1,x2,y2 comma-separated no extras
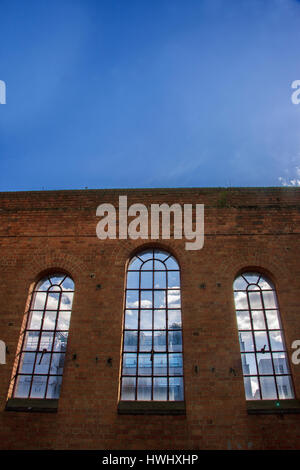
1,0,300,191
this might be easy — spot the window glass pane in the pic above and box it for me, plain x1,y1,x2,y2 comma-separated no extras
273,353,289,374
24,331,40,351
122,353,137,375
50,353,65,375
121,377,136,400
137,377,152,400
243,273,259,284
269,331,284,351
154,309,166,329
169,353,183,376
61,277,74,290
30,375,47,398
140,271,153,289
153,377,168,401
141,290,152,308
251,310,266,330
128,257,142,270
124,331,138,352
236,311,251,330
46,292,60,310
139,251,152,262
19,352,36,374
168,331,182,352
167,271,180,288
248,292,263,310
126,290,139,308
154,331,166,351
46,376,62,399
239,332,254,352
234,276,248,290
154,260,165,270
43,311,57,330
165,257,179,270
28,311,42,330
247,284,260,291
124,309,138,329
141,260,153,270
154,291,166,308
40,332,54,351
263,291,277,309
60,292,73,310
258,277,273,290
31,292,47,309
241,353,257,375
265,310,280,329
243,376,260,400
140,310,152,329
254,331,269,352
257,353,273,375
153,354,167,375
36,278,51,291
53,332,68,352
138,354,152,375
168,310,181,329
34,352,51,374
48,285,61,293
154,250,169,261
276,376,294,399
139,331,152,351
56,311,71,330
234,292,248,309
260,376,277,399
50,275,65,286
154,271,166,289
167,290,180,308
126,271,140,289
169,377,184,401
14,375,31,398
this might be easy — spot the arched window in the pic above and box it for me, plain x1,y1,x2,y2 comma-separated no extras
12,273,74,400
233,272,294,400
120,248,184,401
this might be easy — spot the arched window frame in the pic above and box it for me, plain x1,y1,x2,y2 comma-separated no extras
233,270,295,401
9,272,75,403
120,248,184,404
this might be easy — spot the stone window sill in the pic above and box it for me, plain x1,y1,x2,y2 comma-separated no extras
118,400,186,415
5,398,58,413
247,399,300,415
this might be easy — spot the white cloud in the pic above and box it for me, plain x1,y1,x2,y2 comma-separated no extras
234,292,248,309
167,290,181,307
127,299,152,308
278,166,300,186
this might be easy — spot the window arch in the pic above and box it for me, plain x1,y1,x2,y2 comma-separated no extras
12,273,75,400
120,248,184,401
233,271,294,400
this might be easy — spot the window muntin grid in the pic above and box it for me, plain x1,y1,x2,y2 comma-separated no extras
12,274,74,400
233,272,294,400
121,249,184,401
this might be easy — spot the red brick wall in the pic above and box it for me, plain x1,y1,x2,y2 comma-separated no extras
0,187,299,449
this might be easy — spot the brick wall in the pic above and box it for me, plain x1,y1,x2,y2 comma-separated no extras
0,187,299,449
